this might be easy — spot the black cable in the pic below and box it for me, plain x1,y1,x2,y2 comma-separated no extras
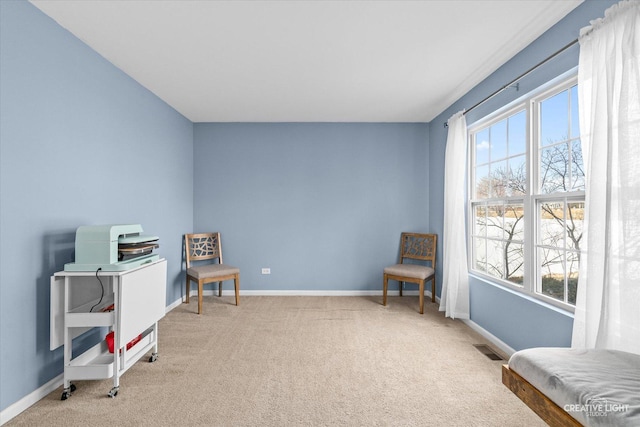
89,268,104,313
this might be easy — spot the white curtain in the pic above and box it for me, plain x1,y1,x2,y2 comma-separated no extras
572,0,640,354
439,111,470,319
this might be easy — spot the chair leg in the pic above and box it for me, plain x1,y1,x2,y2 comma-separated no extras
383,274,388,306
419,281,424,314
185,276,190,303
218,281,222,297
431,277,436,303
197,280,204,314
234,274,240,306
399,281,403,297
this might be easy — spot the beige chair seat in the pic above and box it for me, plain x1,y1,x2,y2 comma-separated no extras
187,264,240,280
184,232,240,314
384,264,434,280
383,233,437,314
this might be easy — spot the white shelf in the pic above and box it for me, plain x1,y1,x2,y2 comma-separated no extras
66,311,114,328
67,342,114,380
66,329,156,380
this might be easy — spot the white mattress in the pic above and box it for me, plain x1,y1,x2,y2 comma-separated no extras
508,348,640,427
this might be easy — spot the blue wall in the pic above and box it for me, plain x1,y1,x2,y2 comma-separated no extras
428,0,618,351
193,123,430,292
0,0,193,412
0,0,623,417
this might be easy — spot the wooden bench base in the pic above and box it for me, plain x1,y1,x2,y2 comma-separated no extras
502,364,582,427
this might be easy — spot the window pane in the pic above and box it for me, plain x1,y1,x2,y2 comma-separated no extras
540,248,565,301
508,155,526,196
540,246,564,273
474,237,487,273
506,242,524,285
540,143,570,193
567,251,579,304
487,204,504,240
540,201,565,247
504,204,524,241
571,140,585,191
475,129,490,164
536,198,583,306
491,120,508,160
541,91,569,146
486,239,505,279
566,202,584,251
475,164,490,198
474,205,487,237
509,110,526,156
491,160,508,197
570,85,579,139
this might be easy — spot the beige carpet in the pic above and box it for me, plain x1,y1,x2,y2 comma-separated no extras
7,296,544,426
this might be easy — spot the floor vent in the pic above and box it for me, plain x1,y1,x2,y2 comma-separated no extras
473,344,504,361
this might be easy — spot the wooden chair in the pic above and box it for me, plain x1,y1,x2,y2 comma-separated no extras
184,232,239,314
383,233,437,314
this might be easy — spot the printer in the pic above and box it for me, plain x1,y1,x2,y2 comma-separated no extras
64,224,160,272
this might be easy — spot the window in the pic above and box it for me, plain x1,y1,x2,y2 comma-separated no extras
469,75,584,309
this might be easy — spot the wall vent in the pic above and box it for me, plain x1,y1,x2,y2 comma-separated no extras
473,344,504,361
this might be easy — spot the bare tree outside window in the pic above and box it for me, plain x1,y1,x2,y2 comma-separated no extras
470,79,584,307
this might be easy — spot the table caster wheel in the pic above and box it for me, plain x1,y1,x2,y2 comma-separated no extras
108,387,119,398
149,353,158,363
61,384,75,400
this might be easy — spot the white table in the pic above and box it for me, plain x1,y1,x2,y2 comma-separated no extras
50,259,166,399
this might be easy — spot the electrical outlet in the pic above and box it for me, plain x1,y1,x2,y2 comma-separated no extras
261,268,271,275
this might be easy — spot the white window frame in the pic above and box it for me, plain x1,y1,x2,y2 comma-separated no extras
467,72,582,312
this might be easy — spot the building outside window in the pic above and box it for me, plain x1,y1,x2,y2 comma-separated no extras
469,74,584,309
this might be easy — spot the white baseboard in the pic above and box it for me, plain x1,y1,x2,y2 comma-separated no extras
462,319,516,358
185,289,432,297
166,296,184,312
0,373,63,425
221,289,394,296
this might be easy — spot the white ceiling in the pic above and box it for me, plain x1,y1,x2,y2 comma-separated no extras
29,0,582,123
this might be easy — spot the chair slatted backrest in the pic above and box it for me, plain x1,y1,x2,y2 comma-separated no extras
400,233,436,266
185,232,222,268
